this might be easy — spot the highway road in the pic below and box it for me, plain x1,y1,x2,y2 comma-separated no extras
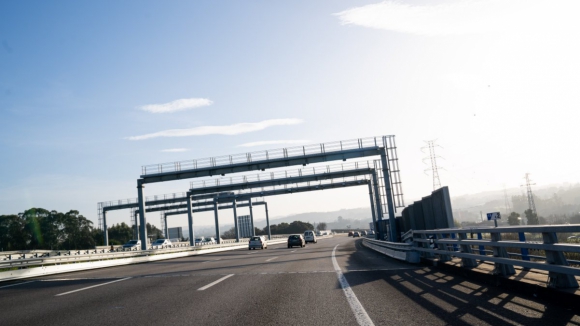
1,235,580,325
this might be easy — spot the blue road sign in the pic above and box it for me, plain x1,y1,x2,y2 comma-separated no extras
487,212,501,220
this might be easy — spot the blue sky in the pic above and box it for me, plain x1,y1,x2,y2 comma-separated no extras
2,1,580,229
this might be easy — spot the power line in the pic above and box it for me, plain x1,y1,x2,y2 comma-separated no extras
421,140,443,191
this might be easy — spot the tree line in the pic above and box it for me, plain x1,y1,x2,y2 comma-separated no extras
0,208,163,251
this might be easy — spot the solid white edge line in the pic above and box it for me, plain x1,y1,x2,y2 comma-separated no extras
266,256,279,262
0,281,35,289
332,244,375,326
55,277,132,296
197,274,234,291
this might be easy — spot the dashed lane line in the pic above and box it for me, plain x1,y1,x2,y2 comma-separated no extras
265,256,279,262
55,277,132,297
197,274,234,291
332,244,375,326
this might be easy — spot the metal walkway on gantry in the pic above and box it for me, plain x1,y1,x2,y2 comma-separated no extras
131,135,402,249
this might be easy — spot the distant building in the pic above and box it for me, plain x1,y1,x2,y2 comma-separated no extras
238,215,253,238
168,227,183,240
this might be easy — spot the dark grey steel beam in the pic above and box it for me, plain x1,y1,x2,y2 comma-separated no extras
164,201,266,217
214,179,369,203
140,147,381,184
189,167,373,196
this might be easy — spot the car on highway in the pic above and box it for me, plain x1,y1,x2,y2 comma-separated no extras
287,234,305,248
151,239,172,249
122,240,141,251
195,237,205,245
352,231,360,238
348,231,354,237
203,237,216,245
249,236,268,250
304,230,317,243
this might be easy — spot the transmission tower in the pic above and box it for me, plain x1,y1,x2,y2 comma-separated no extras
503,186,512,214
522,173,537,215
422,140,443,191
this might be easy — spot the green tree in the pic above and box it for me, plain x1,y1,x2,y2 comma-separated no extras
525,209,540,225
316,222,327,231
222,227,236,239
146,223,163,239
507,212,521,226
108,222,133,245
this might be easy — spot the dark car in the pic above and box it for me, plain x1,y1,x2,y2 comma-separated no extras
353,231,360,238
287,234,305,248
348,231,354,237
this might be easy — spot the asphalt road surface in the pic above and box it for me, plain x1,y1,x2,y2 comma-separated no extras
2,235,580,325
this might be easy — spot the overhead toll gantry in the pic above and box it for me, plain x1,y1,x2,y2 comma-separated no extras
98,160,378,247
132,135,402,250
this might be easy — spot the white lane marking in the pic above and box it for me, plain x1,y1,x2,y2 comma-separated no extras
0,281,35,289
55,277,132,297
332,245,375,326
202,258,222,264
291,250,296,253
197,274,234,291
266,256,279,262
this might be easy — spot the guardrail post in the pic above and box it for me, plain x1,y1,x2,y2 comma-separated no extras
518,232,530,261
477,233,485,255
458,232,477,267
542,231,579,288
419,233,434,258
436,233,451,262
490,232,515,276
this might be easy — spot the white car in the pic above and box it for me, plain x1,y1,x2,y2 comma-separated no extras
303,230,317,244
249,236,268,250
151,239,172,249
195,237,205,245
203,237,216,245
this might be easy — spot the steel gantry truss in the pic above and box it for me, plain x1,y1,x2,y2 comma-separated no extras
98,136,404,249
98,167,382,245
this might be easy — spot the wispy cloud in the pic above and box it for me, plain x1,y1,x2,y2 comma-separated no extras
127,118,303,141
161,148,189,152
334,0,546,36
238,140,310,148
139,98,213,113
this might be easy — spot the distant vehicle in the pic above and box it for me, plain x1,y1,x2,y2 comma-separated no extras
151,239,172,249
568,236,578,241
361,231,367,236
304,230,317,243
203,237,216,244
353,232,360,238
287,234,305,248
195,237,205,245
249,236,268,250
122,240,141,251
348,231,354,237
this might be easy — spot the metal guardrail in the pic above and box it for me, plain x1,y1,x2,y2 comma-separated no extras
411,225,580,289
141,136,390,176
362,238,420,263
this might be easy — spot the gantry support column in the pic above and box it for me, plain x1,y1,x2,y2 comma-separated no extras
265,202,271,240
380,150,398,242
371,170,383,239
103,210,109,246
134,210,140,240
137,179,148,250
187,195,195,246
233,199,240,242
249,199,255,236
367,182,377,240
163,213,169,240
214,200,221,244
